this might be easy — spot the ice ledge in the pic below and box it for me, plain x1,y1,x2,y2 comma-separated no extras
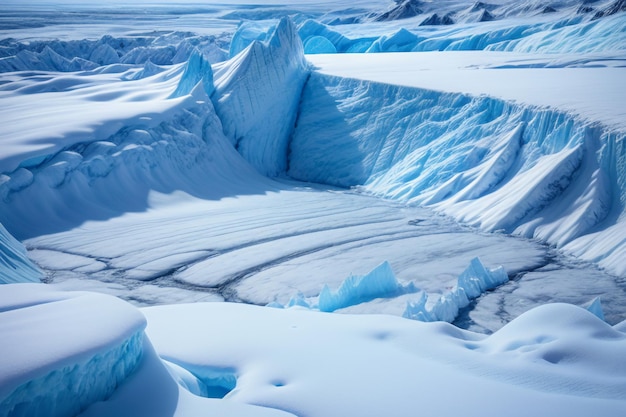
0,284,146,417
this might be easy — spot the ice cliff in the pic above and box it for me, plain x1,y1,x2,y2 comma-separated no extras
289,74,626,276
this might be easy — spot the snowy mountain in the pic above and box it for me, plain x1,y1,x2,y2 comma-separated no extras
1,1,626,416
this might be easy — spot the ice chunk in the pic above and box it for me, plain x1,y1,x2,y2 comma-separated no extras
212,17,308,176
0,284,146,417
404,257,507,323
586,297,606,321
318,261,417,312
0,223,42,284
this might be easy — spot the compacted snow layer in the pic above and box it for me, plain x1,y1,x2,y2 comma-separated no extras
0,284,146,417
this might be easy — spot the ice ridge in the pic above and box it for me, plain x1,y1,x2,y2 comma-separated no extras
0,33,228,73
403,257,508,323
295,13,626,54
0,223,42,284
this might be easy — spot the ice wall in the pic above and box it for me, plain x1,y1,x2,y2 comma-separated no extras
0,223,42,284
211,17,309,176
289,74,626,276
317,261,417,312
0,284,146,417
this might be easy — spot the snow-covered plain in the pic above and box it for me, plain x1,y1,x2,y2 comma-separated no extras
1,0,626,416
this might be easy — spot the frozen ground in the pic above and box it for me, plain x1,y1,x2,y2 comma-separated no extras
1,0,626,415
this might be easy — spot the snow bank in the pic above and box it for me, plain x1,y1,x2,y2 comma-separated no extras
0,75,269,240
0,223,42,284
211,17,309,176
0,284,146,417
143,301,626,417
289,73,626,276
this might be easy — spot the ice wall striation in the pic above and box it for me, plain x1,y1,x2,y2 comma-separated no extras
211,17,309,177
0,223,42,284
289,74,626,276
0,285,146,417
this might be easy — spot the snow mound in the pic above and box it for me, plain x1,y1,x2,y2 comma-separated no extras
0,284,146,417
211,17,309,176
0,223,42,284
144,301,626,417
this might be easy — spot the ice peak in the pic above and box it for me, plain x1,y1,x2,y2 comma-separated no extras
212,16,308,176
171,49,215,98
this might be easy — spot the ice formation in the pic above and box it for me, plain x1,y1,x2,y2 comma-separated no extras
0,284,146,417
0,224,42,284
404,257,508,323
289,73,626,276
297,11,626,54
211,17,309,176
318,261,417,312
